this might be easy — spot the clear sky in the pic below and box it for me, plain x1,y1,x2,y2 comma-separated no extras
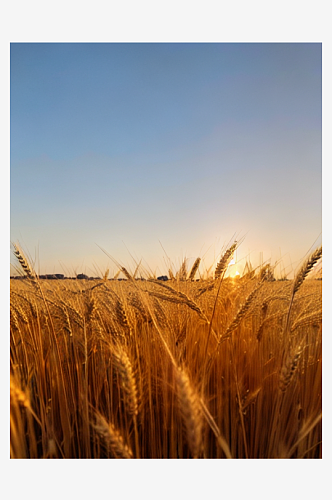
10,42,322,278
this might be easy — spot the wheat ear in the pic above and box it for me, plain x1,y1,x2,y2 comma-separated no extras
215,243,237,280
92,412,133,458
148,290,210,324
284,246,322,334
177,260,188,280
219,284,262,344
110,344,138,416
291,311,322,332
279,345,303,392
175,367,204,458
188,257,201,281
114,297,131,335
12,243,38,288
120,266,135,282
292,246,322,296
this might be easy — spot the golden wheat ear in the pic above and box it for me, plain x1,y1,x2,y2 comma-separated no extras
110,343,138,416
292,246,322,296
12,243,39,290
12,243,34,278
91,412,134,458
284,246,322,333
188,257,201,281
214,242,237,280
175,367,204,458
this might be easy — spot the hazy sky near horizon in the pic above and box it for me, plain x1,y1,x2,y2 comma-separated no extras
10,42,322,277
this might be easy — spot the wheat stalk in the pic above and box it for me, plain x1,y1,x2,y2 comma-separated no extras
199,398,232,458
10,375,42,426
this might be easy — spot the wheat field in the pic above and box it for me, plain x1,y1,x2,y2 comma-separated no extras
10,243,322,459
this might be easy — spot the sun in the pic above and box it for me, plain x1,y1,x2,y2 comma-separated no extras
228,257,241,277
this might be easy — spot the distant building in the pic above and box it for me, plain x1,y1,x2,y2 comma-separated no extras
77,273,89,279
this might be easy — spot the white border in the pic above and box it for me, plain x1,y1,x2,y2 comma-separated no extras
2,2,330,498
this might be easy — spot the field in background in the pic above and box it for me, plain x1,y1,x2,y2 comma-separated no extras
10,243,322,458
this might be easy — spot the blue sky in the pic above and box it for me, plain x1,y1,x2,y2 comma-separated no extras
10,43,322,277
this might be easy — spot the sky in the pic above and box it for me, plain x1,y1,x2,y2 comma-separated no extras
10,42,322,278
